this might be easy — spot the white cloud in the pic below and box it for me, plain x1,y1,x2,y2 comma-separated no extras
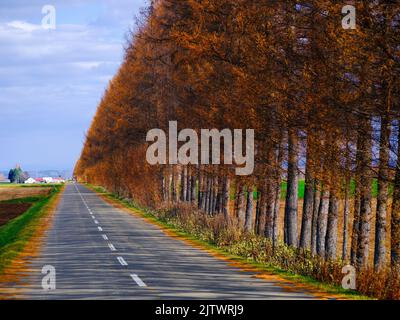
7,20,41,32
0,0,147,170
0,20,122,71
73,61,102,69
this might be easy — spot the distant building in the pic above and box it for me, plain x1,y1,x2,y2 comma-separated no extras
24,177,37,184
23,177,66,184
42,177,54,184
37,177,66,184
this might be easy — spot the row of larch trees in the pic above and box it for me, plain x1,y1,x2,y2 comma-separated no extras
75,0,400,282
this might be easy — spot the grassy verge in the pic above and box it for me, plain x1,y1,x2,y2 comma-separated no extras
0,185,62,274
88,184,370,300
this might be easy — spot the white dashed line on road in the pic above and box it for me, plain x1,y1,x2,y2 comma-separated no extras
117,257,128,266
77,185,132,278
130,274,147,287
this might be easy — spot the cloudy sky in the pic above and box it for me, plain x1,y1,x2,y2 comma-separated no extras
0,0,147,172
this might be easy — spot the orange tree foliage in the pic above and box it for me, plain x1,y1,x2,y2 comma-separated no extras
75,1,400,276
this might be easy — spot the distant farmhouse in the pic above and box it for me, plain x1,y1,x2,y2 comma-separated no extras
24,177,65,184
43,177,54,184
43,177,66,184
24,177,37,184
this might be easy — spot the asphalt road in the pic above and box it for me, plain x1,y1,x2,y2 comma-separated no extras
2,184,316,300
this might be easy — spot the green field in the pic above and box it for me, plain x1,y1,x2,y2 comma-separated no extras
228,179,385,201
280,179,386,200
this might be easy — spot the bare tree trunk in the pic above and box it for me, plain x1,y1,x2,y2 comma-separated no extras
311,182,321,255
326,191,339,260
237,184,246,227
175,168,181,203
256,185,267,236
374,115,390,270
264,181,275,239
356,122,372,270
181,166,187,202
351,132,363,266
351,193,361,265
186,167,192,202
317,187,329,257
217,179,223,214
391,123,400,272
222,177,230,219
262,148,275,238
169,171,173,203
245,186,254,232
257,182,267,237
199,171,205,209
210,176,216,214
211,176,219,214
342,177,350,261
284,130,299,247
233,181,240,218
191,174,197,204
255,190,261,234
207,176,213,214
300,154,314,250
161,171,166,202
204,175,210,213
272,141,284,247
172,167,179,203
272,180,281,246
